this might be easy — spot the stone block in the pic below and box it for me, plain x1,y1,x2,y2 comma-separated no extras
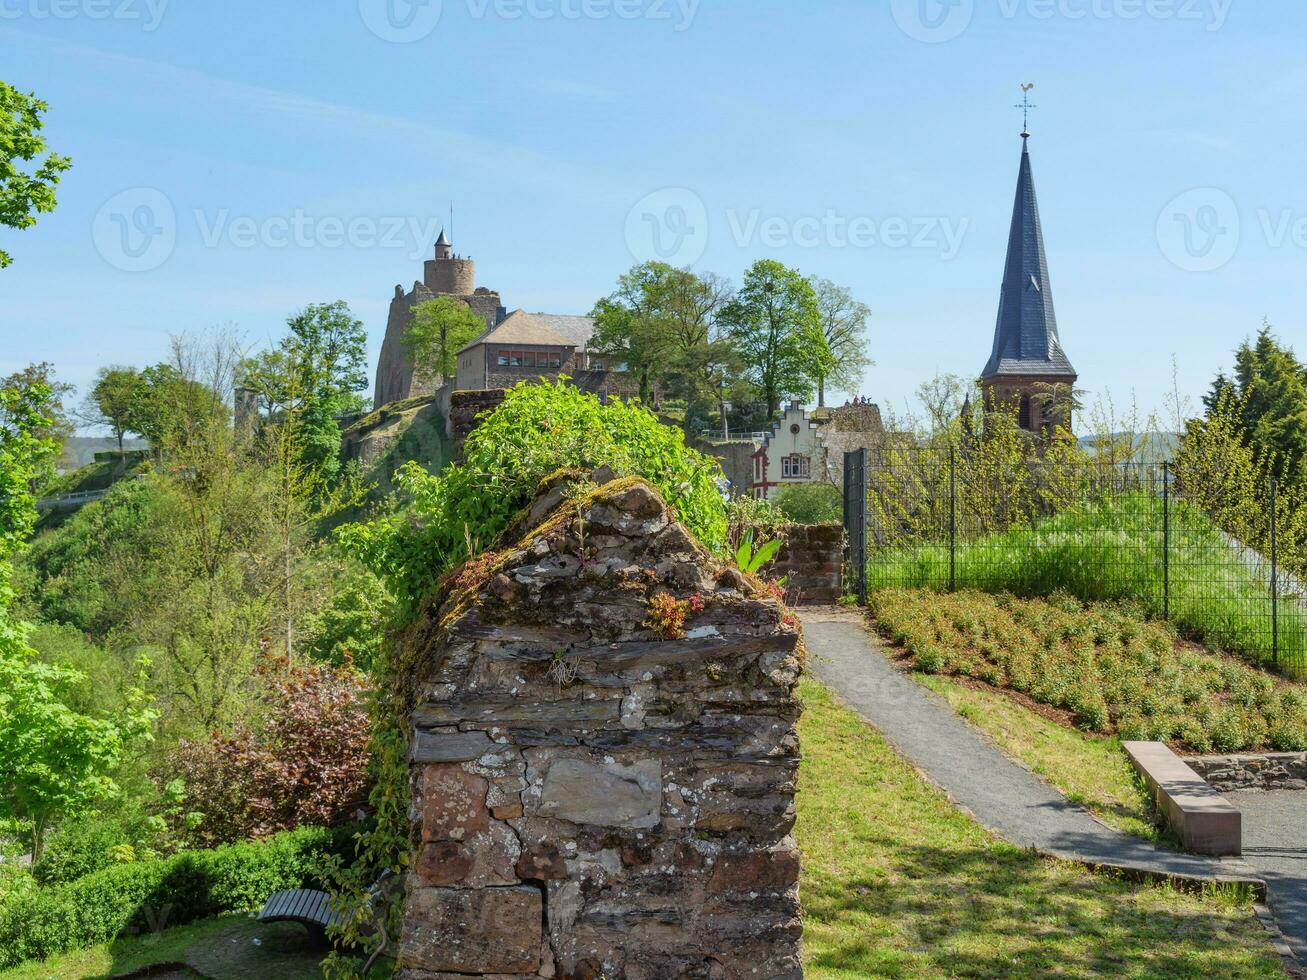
422,764,489,842
401,886,542,974
417,821,520,888
537,757,661,829
410,730,496,763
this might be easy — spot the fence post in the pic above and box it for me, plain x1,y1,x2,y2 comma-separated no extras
949,445,957,592
843,449,868,607
1271,474,1279,670
1162,461,1170,621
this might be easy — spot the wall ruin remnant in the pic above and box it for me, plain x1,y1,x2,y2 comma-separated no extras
396,473,804,979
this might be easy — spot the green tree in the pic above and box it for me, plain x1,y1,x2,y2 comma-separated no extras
590,262,680,403
809,277,872,406
720,260,819,420
0,380,153,862
251,302,370,483
0,81,71,269
1,362,73,488
79,366,143,454
1223,327,1307,483
402,296,485,386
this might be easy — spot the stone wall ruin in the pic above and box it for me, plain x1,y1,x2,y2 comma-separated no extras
396,473,804,979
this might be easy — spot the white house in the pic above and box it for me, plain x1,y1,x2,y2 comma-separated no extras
745,401,888,500
749,403,826,500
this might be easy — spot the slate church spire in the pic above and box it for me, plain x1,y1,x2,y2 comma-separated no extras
981,89,1077,434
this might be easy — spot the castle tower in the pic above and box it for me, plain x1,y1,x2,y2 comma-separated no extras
981,126,1078,435
373,229,504,408
425,229,477,295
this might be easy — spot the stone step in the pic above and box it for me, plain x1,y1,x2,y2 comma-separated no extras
1124,740,1242,856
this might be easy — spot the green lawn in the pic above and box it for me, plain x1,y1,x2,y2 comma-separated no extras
796,678,1282,979
0,915,328,980
915,673,1163,842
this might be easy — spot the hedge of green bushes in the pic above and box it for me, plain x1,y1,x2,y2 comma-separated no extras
0,825,352,969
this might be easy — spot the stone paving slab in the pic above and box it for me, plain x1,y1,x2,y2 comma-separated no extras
1229,789,1307,961
801,612,1266,888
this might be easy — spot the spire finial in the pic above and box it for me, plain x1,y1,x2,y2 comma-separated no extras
1015,82,1037,139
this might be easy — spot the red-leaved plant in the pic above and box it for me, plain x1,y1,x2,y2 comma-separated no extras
169,656,372,846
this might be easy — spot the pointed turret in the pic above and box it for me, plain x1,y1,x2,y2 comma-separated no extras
981,131,1077,435
982,135,1076,382
434,228,452,259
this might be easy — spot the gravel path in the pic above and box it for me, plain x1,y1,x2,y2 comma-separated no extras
1229,790,1307,960
801,610,1263,887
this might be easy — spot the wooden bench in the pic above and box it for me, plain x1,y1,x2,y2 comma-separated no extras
257,889,343,938
1124,741,1242,856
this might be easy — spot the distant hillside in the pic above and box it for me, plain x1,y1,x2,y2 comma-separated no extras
61,436,149,470
1078,432,1180,465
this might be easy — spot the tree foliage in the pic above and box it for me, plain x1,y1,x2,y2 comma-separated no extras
402,296,485,385
809,277,872,406
0,380,153,862
0,81,71,269
720,259,820,420
80,366,143,454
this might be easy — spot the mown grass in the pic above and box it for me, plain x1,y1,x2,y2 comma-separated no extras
868,492,1307,674
0,914,333,980
915,673,1163,842
796,678,1282,979
873,588,1307,753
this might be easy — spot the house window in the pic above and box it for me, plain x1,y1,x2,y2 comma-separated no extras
782,455,810,479
497,351,509,367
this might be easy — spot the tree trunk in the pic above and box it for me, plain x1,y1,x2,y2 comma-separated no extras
818,377,826,408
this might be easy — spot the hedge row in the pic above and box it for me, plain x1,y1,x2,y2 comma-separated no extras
0,824,353,969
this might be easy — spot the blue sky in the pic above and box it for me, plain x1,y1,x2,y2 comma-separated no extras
3,0,1305,428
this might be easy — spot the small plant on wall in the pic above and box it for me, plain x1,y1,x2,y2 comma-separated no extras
646,592,691,639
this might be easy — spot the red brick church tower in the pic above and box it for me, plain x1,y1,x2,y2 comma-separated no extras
981,115,1078,435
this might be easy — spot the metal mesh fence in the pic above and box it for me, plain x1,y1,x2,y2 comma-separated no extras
854,446,1305,675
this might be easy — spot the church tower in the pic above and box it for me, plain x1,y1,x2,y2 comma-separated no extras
981,115,1078,435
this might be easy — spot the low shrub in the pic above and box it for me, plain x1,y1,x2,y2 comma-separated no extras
773,482,842,525
0,824,352,969
170,658,372,848
873,588,1307,752
340,380,729,608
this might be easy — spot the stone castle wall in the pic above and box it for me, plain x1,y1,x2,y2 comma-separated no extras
396,475,804,979
1185,753,1307,792
764,524,845,605
450,388,509,462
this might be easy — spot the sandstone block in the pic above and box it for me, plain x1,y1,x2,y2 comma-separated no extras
417,821,520,888
422,764,489,842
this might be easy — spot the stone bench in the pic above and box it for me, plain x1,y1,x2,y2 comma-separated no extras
1124,741,1241,856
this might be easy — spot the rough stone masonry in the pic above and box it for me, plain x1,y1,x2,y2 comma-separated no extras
396,472,804,979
